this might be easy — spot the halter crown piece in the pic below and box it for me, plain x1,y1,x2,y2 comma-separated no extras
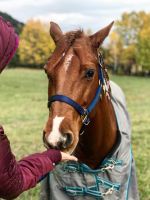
47,53,109,134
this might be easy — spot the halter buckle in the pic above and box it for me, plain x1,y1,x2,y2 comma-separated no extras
81,109,90,125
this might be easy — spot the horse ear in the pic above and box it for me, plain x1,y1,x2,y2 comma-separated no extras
90,21,114,48
50,22,63,44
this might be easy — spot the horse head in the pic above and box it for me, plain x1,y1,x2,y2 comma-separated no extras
43,21,113,154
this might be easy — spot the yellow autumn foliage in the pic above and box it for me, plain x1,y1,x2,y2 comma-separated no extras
19,20,55,67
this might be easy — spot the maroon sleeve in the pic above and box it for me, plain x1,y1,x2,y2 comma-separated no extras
19,149,61,191
0,126,61,199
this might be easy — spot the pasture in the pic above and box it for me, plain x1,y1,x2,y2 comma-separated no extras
0,69,149,200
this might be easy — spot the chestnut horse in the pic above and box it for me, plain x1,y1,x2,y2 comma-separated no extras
41,22,139,200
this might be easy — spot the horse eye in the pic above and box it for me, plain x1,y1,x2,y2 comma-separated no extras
85,69,95,80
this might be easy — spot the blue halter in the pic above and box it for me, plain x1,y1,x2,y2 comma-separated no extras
47,56,105,130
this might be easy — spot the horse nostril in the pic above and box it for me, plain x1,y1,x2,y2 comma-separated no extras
42,130,73,150
62,133,72,149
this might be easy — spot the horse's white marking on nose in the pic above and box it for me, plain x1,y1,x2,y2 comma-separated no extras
47,116,64,146
63,54,73,72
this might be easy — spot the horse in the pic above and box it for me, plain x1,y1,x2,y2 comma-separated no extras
40,22,139,200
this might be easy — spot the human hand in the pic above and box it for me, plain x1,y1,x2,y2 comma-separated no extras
60,152,78,162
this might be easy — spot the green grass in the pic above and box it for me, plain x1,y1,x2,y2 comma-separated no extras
0,69,149,200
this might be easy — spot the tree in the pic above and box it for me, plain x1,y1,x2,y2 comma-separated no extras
116,13,138,45
120,44,137,74
107,31,123,72
136,27,150,71
107,11,150,74
19,20,55,67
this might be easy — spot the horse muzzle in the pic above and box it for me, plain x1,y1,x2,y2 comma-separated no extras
43,130,73,151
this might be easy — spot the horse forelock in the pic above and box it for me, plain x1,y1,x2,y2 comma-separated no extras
45,30,84,72
65,29,83,47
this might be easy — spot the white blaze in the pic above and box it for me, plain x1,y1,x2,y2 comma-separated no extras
47,116,64,146
63,54,73,72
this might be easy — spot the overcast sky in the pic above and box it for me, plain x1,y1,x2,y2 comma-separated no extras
0,0,150,32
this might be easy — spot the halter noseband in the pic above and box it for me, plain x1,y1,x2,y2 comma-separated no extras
47,55,106,133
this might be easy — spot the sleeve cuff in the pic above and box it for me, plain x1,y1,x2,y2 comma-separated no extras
43,149,61,164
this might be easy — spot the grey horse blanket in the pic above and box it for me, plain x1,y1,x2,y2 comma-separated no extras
40,81,139,200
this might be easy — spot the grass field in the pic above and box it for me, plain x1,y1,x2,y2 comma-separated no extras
0,69,149,200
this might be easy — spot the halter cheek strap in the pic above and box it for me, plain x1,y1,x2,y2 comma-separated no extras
47,58,105,128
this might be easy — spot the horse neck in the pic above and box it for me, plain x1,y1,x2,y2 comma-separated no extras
74,95,117,169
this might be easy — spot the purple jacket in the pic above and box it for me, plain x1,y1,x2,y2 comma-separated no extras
0,126,61,199
0,16,19,73
0,16,61,199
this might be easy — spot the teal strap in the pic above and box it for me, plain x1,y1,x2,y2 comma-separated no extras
63,159,122,198
100,157,123,172
101,157,123,166
63,186,101,197
64,163,103,173
64,158,122,173
63,183,119,198
63,172,120,198
97,177,120,191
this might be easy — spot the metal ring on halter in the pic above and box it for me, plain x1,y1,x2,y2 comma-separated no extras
81,109,90,125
